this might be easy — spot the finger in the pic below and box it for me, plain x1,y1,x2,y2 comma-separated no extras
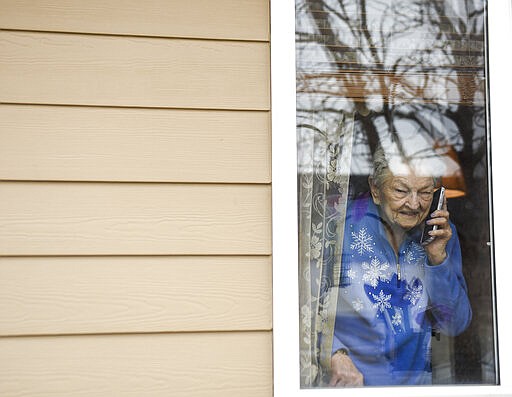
354,375,364,386
345,377,363,387
330,374,356,387
333,378,346,387
345,374,363,387
330,372,349,387
329,375,342,387
427,217,448,227
431,209,449,219
428,229,448,238
428,227,452,240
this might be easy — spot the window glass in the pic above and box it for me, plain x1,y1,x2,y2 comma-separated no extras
296,0,498,388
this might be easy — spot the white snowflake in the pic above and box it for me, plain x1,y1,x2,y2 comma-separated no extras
347,268,357,280
350,227,374,255
405,248,416,264
362,257,390,287
404,242,425,264
371,290,392,313
404,282,423,305
352,298,364,312
392,311,402,326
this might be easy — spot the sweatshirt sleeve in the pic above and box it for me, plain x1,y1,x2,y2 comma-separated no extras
423,223,472,336
331,333,350,355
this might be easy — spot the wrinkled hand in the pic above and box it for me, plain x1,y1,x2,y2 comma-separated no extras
329,351,364,387
424,196,451,265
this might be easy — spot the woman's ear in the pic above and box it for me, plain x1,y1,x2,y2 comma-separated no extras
368,176,381,205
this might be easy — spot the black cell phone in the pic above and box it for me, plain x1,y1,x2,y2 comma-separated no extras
420,186,446,246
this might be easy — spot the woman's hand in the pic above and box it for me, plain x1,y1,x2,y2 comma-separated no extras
329,351,364,387
424,197,452,265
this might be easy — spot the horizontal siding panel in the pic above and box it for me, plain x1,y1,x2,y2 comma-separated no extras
0,182,271,256
0,0,269,42
0,256,272,336
0,105,271,183
0,31,270,110
0,331,272,397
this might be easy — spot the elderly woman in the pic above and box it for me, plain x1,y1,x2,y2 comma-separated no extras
329,145,472,386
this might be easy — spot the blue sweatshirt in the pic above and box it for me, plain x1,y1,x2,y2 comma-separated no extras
330,196,472,386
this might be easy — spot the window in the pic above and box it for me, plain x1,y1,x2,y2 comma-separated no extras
272,0,512,396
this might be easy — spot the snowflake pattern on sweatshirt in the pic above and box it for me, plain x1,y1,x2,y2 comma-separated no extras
362,257,391,287
350,227,374,255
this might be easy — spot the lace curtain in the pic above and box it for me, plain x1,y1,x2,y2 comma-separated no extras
298,112,355,387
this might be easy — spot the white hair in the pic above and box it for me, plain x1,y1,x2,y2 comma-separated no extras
369,117,452,187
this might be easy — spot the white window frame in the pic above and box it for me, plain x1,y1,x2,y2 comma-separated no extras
271,1,512,396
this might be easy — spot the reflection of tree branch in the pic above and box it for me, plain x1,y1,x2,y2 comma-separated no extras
360,0,382,65
296,0,487,188
298,123,328,139
302,0,363,111
297,107,352,115
321,1,360,41
295,31,325,44
305,0,349,48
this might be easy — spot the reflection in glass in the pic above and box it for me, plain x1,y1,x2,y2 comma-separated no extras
296,0,497,388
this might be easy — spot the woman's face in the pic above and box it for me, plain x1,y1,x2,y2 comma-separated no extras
370,171,435,231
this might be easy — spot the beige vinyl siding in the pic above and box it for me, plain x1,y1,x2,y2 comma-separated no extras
0,182,271,255
0,332,272,397
0,31,270,110
0,105,271,183
0,1,271,396
0,256,272,336
0,0,269,41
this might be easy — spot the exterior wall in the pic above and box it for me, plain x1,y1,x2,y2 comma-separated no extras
0,1,272,396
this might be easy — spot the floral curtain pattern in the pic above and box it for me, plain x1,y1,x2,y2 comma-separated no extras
298,112,355,387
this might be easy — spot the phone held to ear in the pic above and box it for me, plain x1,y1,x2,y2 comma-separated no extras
420,186,446,246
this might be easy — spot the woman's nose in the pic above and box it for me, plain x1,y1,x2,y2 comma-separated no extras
406,193,421,209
